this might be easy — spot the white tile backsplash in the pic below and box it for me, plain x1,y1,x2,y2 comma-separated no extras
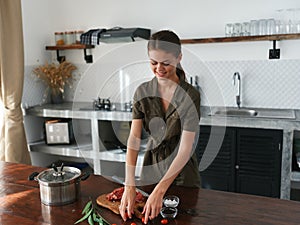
23,59,300,110
184,59,300,109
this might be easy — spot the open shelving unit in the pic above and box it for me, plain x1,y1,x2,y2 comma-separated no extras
180,33,300,43
45,34,300,63
181,33,300,59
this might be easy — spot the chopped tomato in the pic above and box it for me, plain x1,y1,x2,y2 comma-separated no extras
161,219,169,224
130,223,137,225
142,217,145,223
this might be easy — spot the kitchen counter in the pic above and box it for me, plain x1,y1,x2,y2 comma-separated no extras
24,102,300,128
24,101,132,121
24,102,300,199
3,161,300,225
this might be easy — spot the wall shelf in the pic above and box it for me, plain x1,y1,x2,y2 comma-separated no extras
45,44,95,63
180,33,300,44
181,33,300,59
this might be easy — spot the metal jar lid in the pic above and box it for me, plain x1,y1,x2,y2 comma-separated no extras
37,166,81,186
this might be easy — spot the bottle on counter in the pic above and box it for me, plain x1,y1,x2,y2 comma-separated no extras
55,32,65,45
190,75,200,92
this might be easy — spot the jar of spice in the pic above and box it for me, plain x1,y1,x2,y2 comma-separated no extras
65,31,75,45
55,32,65,45
75,30,84,44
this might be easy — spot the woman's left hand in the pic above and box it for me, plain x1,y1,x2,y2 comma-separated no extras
142,191,164,224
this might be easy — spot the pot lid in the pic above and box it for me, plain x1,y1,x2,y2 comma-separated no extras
38,166,81,183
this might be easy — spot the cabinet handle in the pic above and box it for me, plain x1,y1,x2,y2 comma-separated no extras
235,165,239,170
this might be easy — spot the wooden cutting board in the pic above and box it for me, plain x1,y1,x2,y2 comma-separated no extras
96,194,146,219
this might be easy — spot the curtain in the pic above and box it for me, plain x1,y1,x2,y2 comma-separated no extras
0,0,31,164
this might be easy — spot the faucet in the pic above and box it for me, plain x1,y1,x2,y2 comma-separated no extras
232,72,241,109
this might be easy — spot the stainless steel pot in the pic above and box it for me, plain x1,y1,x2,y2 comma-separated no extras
29,165,89,206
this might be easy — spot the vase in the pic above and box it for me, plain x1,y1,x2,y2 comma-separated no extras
50,90,63,104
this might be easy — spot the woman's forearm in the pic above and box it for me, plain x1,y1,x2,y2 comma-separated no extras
125,148,139,186
125,119,142,187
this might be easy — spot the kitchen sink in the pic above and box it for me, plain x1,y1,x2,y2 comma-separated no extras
211,107,296,119
214,108,258,117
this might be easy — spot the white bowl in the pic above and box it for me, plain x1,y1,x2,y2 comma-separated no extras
163,195,179,208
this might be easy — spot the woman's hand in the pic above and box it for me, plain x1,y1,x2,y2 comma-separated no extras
119,186,136,221
142,191,164,224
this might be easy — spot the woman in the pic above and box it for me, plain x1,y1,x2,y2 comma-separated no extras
119,30,201,224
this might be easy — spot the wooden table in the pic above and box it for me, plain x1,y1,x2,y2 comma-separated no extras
1,161,300,225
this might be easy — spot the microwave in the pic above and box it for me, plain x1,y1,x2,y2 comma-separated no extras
44,119,74,144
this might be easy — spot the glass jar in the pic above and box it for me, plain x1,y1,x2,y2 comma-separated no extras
75,30,84,44
65,31,75,45
54,32,65,45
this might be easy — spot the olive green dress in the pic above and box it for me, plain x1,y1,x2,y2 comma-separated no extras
132,76,201,187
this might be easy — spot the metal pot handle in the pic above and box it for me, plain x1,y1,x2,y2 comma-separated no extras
28,171,39,181
80,172,90,181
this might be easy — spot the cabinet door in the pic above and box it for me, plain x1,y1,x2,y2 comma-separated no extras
236,128,282,198
197,126,236,192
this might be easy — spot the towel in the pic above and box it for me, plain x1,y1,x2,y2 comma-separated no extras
80,29,105,45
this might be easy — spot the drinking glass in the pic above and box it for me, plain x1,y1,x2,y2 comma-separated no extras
233,23,242,36
275,20,282,34
258,19,267,35
287,8,300,33
250,20,259,35
225,23,234,37
294,8,300,33
276,8,293,33
266,19,276,35
241,22,250,36
295,21,300,33
275,9,286,34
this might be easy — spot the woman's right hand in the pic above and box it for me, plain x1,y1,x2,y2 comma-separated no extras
119,186,136,221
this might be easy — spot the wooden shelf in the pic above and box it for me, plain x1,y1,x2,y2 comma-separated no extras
45,44,94,50
45,44,95,63
181,33,300,59
181,33,300,44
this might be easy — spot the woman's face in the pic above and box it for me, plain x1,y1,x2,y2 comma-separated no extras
148,49,182,81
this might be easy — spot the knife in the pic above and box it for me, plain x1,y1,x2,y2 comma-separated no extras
111,175,150,197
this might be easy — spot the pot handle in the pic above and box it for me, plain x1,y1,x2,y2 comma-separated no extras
28,171,39,181
80,172,90,181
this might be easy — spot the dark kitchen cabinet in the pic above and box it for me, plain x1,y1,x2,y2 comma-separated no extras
197,126,236,192
197,126,282,198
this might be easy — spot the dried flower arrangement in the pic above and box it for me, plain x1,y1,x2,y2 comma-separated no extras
33,61,77,100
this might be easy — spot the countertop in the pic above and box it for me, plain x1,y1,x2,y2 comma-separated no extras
200,106,300,131
24,101,300,129
24,102,133,121
3,161,300,225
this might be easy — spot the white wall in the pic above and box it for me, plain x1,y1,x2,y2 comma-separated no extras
21,0,300,109
21,0,300,64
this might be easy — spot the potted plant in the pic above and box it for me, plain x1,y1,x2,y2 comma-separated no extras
33,61,77,104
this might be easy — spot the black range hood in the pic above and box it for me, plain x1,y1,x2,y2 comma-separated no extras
100,27,151,43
